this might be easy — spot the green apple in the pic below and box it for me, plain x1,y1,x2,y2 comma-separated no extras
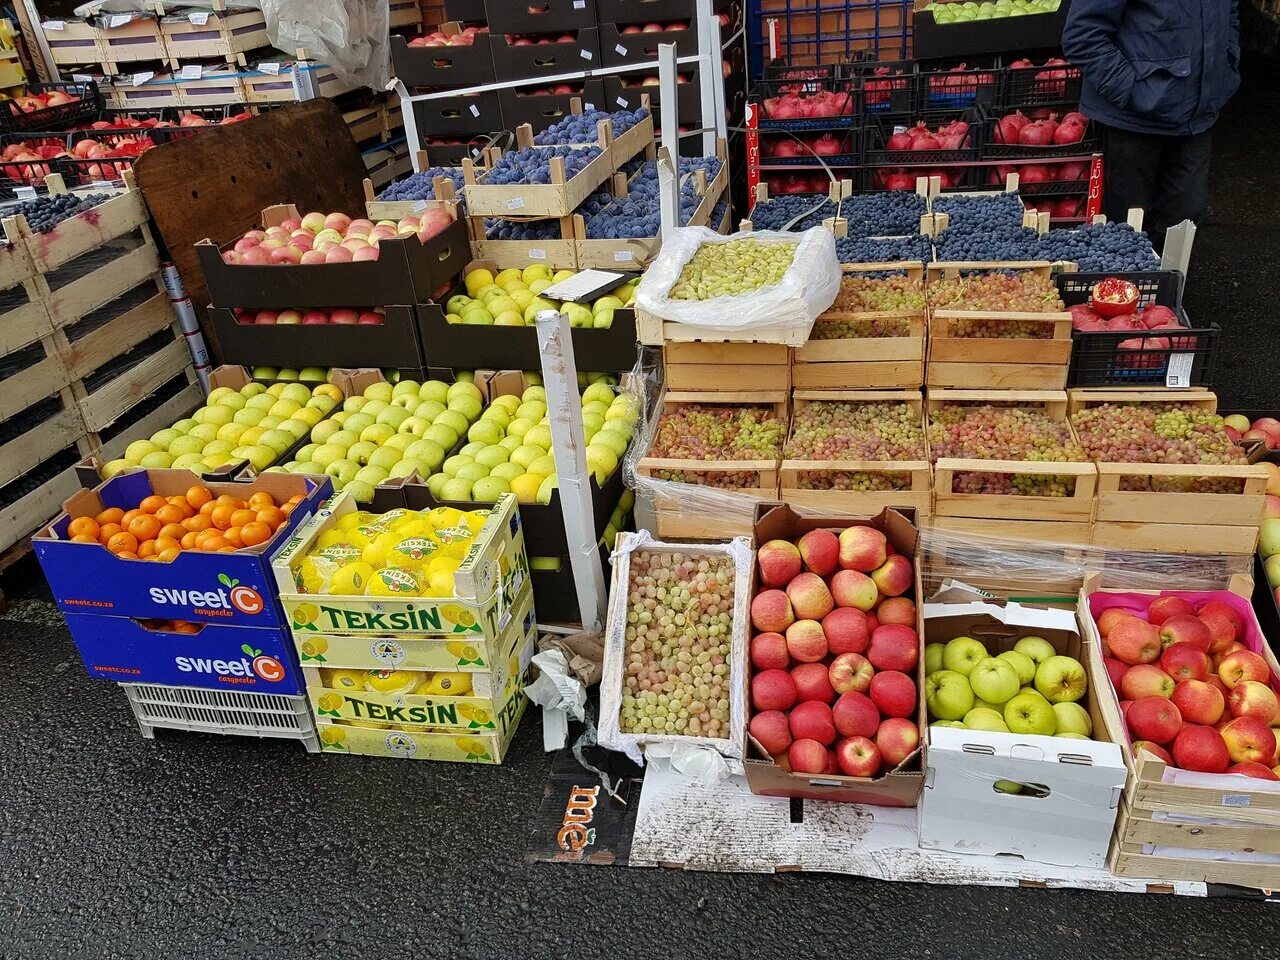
1034,655,1087,703
423,424,458,451
925,670,974,721
1004,693,1057,735
490,462,524,483
448,395,483,422
527,454,556,478
383,434,414,453
360,424,396,446
344,479,376,503
962,708,1010,733
996,650,1036,686
471,476,509,502
1014,636,1056,665
1018,686,1048,702
404,439,446,471
942,636,987,677
924,643,945,676
364,382,393,404
346,440,377,465
969,657,1020,705
328,429,359,449
585,444,618,484
435,410,470,438
475,446,509,469
376,406,410,429
426,471,451,499
368,447,403,472
456,462,490,483
325,458,359,485
993,780,1023,794
414,400,446,421
468,420,504,446
353,465,388,487
536,474,558,503
1052,701,1092,737
440,477,473,501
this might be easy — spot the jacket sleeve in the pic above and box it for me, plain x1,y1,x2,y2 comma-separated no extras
1229,0,1241,67
1061,0,1136,109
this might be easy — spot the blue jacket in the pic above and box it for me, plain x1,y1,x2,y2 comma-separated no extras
1062,0,1240,135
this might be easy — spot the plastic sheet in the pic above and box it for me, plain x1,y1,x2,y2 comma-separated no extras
634,226,840,341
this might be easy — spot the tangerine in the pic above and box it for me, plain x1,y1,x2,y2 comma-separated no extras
184,514,212,532
159,522,186,541
216,494,245,509
222,527,244,548
248,491,276,510
137,539,158,559
154,535,181,554
167,496,195,517
107,531,139,554
200,535,230,552
95,507,124,525
139,495,168,514
256,506,286,529
186,485,213,509
156,547,181,563
154,503,185,526
121,508,142,526
229,508,256,528
210,503,237,530
127,514,161,541
240,521,272,547
98,522,122,544
68,516,100,539
199,500,217,517
115,550,139,560
217,545,237,553
71,534,98,544
180,532,199,549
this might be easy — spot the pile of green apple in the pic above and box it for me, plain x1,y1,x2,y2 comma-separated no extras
100,381,341,479
274,377,485,502
426,376,640,505
249,365,330,382
923,0,1060,23
444,265,636,328
926,634,1092,743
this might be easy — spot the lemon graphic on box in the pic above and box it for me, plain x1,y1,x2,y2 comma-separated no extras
445,639,482,666
299,636,328,662
291,603,320,630
295,558,326,594
414,671,473,696
321,668,365,691
456,703,494,728
316,692,344,715
440,604,477,631
319,727,346,750
454,736,492,761
364,670,420,696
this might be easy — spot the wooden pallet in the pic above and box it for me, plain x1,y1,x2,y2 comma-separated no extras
159,6,270,62
663,340,791,392
793,262,926,390
0,387,89,494
780,390,931,518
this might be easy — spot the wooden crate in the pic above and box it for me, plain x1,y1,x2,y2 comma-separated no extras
390,0,425,28
663,341,791,392
463,145,618,219
927,388,1097,525
242,60,352,104
160,7,270,63
1066,387,1219,416
793,262,926,389
362,162,462,223
41,19,104,67
96,12,168,67
0,386,88,497
1080,576,1280,888
0,330,70,424
634,390,787,539
176,65,246,107
110,71,184,110
471,213,578,271
5,178,152,275
925,515,1095,546
780,390,931,518
362,139,413,193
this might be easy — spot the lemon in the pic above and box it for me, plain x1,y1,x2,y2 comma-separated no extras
425,506,465,530
413,671,473,696
361,531,399,568
336,510,375,531
328,561,374,596
322,668,366,691
364,669,421,695
428,570,456,596
295,558,325,594
340,526,371,550
386,536,438,569
394,517,431,539
316,528,352,550
428,555,462,576
366,567,423,597
431,522,474,547
319,727,346,747
464,511,489,535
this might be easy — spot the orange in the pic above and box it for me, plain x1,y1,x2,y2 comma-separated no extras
167,496,195,517
107,531,138,554
186,485,213,509
248,491,275,510
218,545,237,553
194,529,221,547
215,494,244,509
180,531,199,549
127,514,161,541
255,506,286,529
69,516,100,539
154,503,185,526
115,550,138,560
95,507,124,525
240,520,272,547
184,514,212,532
173,621,201,635
154,535,181,553
229,508,256,527
158,522,185,541
200,535,230,552
156,547,181,563
139,495,168,514
137,539,158,559
121,508,142,526
286,494,304,507
222,527,244,548
71,534,98,544
98,522,122,544
210,503,236,530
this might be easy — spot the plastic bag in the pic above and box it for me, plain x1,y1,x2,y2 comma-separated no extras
634,226,840,343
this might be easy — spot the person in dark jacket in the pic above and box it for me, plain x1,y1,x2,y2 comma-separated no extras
1062,0,1240,250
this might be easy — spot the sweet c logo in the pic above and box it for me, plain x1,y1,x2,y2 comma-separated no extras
218,573,265,615
242,644,284,682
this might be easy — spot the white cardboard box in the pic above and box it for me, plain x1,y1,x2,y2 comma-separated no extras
917,597,1127,868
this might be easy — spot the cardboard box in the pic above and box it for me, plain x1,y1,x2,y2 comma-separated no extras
273,491,530,640
490,29,601,83
34,470,332,629
209,305,427,371
315,692,527,763
390,30,496,88
483,0,597,33
744,502,926,806
917,592,1126,868
63,614,304,695
295,584,535,672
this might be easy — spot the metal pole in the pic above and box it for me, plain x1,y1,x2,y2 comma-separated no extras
657,42,680,162
657,146,678,243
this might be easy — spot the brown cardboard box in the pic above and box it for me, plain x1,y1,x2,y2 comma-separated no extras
743,501,925,806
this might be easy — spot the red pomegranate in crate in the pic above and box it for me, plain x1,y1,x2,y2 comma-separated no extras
1090,277,1141,317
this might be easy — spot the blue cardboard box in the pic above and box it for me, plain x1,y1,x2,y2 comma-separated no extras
63,614,304,695
35,469,333,629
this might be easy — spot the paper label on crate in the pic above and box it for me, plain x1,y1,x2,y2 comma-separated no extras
42,20,65,30
469,103,480,117
1221,794,1252,807
258,62,281,75
73,74,95,83
573,0,586,7
528,248,547,260
615,44,628,56
92,180,114,190
411,200,429,212
108,14,133,28
616,96,628,108
178,64,203,80
131,71,155,86
505,197,526,210
580,48,592,60
14,186,36,200
613,250,634,262
188,11,211,25
1165,353,1194,388
584,102,595,111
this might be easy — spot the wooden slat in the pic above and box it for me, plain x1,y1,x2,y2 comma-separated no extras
0,349,70,422
22,189,150,272
791,359,923,389
933,458,1097,522
0,238,36,290
1110,845,1280,888
1093,462,1267,526
0,398,87,490
43,243,162,329
0,295,54,356
664,362,790,392
1090,520,1259,555
924,388,1069,417
1067,387,1218,415
59,293,174,383
927,361,1069,390
926,516,1094,545
86,377,203,466
665,341,790,365
76,337,190,433
0,463,80,553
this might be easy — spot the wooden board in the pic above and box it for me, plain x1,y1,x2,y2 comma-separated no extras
76,337,192,434
132,100,369,353
925,515,1094,546
1066,387,1218,415
0,390,87,491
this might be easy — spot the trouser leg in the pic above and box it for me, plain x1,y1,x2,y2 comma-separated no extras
1148,127,1213,251
1101,124,1162,229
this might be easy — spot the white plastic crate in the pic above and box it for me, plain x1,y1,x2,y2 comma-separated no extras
124,683,319,751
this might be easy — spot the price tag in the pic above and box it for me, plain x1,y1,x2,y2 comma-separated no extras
528,248,547,260
584,102,595,111
107,14,132,29
616,97,628,108
178,64,203,80
188,11,211,25
613,250,634,262
412,200,430,212
615,44,628,56
14,186,36,200
573,0,586,7
42,20,65,31
258,62,281,75
1165,353,1194,388
505,197,526,210
92,180,114,190
579,48,592,60
469,103,480,117
131,71,155,86
1222,794,1252,807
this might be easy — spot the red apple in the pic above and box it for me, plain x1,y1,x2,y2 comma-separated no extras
1097,607,1137,638
1147,595,1195,625
1127,695,1183,744
750,632,789,671
1173,725,1230,772
1160,642,1211,683
785,619,827,663
1172,679,1225,726
1131,740,1173,765
875,717,919,767
876,597,916,628
791,662,836,704
758,539,802,587
788,738,828,774
786,572,834,620
797,528,839,575
870,554,913,598
830,570,878,610
789,700,836,745
869,670,916,718
751,669,796,712
828,652,873,695
866,624,919,673
1221,716,1277,764
1218,650,1271,688
821,607,869,655
832,691,880,738
1228,680,1280,723
749,710,792,756
1121,664,1175,700
751,589,794,633
836,735,882,777
1104,657,1129,691
1108,617,1162,665
837,526,887,572
1159,615,1212,652
1227,760,1280,780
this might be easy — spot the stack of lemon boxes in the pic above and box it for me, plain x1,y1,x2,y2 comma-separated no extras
271,491,535,763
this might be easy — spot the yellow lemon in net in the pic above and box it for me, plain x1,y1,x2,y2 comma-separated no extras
366,567,423,597
428,569,456,596
316,692,344,712
463,510,489,535
361,531,399,568
327,561,374,596
321,668,366,691
425,506,464,531
430,522,474,548
429,555,462,576
316,528,352,550
299,636,328,658
413,671,474,696
319,727,346,746
394,517,431,539
336,510,375,531
364,669,421,696
385,536,439,570
295,558,325,594
339,525,371,550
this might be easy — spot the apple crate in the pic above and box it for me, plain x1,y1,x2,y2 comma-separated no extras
1079,577,1280,888
314,692,527,763
490,29,602,84
779,390,932,519
792,261,926,389
926,262,1072,390
97,12,169,68
633,390,787,539
598,22,699,69
272,491,530,643
498,81,606,136
160,6,270,63
483,0,597,34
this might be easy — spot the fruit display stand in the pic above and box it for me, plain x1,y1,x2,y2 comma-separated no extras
1066,390,1268,556
925,262,1073,391
927,389,1098,545
791,262,927,389
778,390,932,519
1079,577,1280,887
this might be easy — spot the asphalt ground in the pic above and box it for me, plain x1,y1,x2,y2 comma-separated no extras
3,58,1280,960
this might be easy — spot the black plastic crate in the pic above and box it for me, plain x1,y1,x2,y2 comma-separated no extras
750,78,857,132
390,32,497,89
1057,271,1219,388
490,28,602,82
759,128,859,168
856,164,976,193
1003,59,1083,110
597,0,733,23
500,80,606,133
411,90,504,137
0,82,104,134
863,110,984,166
844,59,918,116
599,21,699,67
982,109,1098,160
1251,553,1280,661
912,3,1071,60
484,0,597,33
918,63,1002,111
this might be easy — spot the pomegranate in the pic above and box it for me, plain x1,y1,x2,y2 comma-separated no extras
1140,305,1178,329
885,172,918,191
1068,303,1101,329
1091,277,1141,317
1018,121,1056,146
887,130,914,151
811,133,844,156
1018,164,1053,183
1058,160,1088,181
1054,120,1087,144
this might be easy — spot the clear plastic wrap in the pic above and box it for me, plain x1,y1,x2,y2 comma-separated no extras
634,226,840,343
598,531,753,768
